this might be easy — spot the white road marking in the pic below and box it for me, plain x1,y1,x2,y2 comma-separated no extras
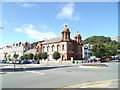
20,71,45,78
26,71,36,73
20,75,38,78
41,73,44,74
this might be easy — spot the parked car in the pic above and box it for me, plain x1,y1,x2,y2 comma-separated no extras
9,60,13,64
19,60,24,64
23,60,31,64
112,59,120,62
2,60,7,63
32,60,39,64
106,58,111,61
16,60,20,64
99,59,106,62
114,59,120,62
12,60,16,64
0,60,3,63
6,60,10,63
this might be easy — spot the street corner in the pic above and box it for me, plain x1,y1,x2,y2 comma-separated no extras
63,79,119,88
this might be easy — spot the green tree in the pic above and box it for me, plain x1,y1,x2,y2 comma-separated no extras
20,56,25,60
83,36,111,45
34,53,38,60
91,44,107,59
53,52,60,60
117,42,120,54
15,54,19,60
110,40,117,45
83,35,118,57
41,52,48,60
7,54,11,60
28,53,34,60
109,45,117,56
24,54,28,60
37,53,42,60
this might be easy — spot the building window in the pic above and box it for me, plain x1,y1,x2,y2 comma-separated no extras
13,43,15,46
62,44,65,51
47,46,50,52
36,46,39,52
16,44,18,46
42,46,45,52
52,45,55,52
57,45,60,52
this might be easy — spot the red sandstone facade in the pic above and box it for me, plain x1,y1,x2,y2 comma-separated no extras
36,25,83,60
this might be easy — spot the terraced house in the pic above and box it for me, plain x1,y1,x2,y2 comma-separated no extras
36,25,83,61
0,42,33,60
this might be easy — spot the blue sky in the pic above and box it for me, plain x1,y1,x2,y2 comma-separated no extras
1,2,118,46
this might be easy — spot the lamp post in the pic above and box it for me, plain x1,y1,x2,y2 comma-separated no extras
13,51,16,70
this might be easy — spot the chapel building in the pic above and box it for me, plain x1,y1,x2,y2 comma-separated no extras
36,25,83,60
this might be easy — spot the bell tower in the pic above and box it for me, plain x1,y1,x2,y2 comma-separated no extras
74,31,82,43
61,25,70,41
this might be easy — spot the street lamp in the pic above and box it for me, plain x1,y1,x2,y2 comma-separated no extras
13,51,16,70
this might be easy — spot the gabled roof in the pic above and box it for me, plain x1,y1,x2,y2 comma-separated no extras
42,37,62,44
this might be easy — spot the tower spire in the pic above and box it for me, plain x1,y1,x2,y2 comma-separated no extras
64,24,67,27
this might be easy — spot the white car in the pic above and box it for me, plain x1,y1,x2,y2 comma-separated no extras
9,60,13,64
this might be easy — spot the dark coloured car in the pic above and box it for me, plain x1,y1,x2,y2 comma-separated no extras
112,59,120,62
32,60,40,64
99,59,106,62
2,60,7,63
19,60,24,64
23,60,31,64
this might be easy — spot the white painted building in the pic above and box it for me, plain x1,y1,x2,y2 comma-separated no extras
0,42,33,60
112,36,120,42
82,44,92,59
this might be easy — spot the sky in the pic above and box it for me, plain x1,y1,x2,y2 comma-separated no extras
0,2,118,46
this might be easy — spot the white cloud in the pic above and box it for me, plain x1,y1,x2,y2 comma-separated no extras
20,3,39,8
57,3,80,20
15,28,22,32
15,24,57,40
39,24,48,30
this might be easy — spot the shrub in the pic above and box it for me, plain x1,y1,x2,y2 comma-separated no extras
41,52,48,60
53,52,60,60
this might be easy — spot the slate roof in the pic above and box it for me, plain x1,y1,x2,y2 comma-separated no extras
42,37,62,44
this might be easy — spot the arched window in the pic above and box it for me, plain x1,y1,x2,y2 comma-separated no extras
57,45,60,52
36,46,39,52
47,46,50,52
42,46,45,52
52,45,55,52
62,44,64,51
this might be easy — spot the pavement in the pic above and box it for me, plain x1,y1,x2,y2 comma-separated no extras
64,79,119,88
